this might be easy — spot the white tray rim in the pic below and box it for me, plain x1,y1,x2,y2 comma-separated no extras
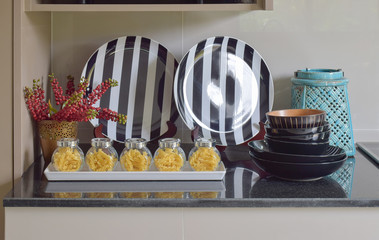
44,162,226,181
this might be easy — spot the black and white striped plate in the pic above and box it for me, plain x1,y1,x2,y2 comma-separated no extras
174,36,274,146
81,36,178,142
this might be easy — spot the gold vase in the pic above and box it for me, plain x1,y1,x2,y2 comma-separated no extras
38,120,78,169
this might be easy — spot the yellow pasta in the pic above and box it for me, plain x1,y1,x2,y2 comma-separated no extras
154,148,184,171
86,192,114,198
120,149,151,171
154,192,183,199
53,147,82,172
54,192,82,198
120,192,150,199
190,192,218,199
86,149,117,172
189,147,220,171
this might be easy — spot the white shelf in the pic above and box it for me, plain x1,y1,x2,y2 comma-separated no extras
14,0,273,179
24,0,273,12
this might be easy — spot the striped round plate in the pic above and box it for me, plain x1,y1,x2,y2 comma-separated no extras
174,36,274,146
81,36,179,142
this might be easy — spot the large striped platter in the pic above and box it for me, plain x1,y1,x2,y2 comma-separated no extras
81,36,178,142
174,36,274,146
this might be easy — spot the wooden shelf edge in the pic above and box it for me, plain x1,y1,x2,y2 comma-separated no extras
25,0,273,12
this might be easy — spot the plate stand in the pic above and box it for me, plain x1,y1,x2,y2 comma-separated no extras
191,122,266,152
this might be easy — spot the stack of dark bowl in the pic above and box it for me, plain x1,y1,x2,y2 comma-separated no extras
248,109,347,181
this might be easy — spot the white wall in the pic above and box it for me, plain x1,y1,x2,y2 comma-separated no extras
0,0,14,239
51,0,379,143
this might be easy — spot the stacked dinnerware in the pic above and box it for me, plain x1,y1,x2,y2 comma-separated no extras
248,109,347,181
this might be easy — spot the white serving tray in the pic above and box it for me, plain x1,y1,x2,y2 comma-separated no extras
44,162,226,181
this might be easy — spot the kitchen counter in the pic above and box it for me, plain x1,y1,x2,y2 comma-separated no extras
4,143,379,208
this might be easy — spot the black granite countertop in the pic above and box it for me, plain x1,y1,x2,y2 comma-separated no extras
3,143,379,208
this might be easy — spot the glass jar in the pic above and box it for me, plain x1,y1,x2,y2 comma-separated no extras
188,138,221,171
120,138,152,171
85,138,118,171
153,138,186,171
52,138,84,172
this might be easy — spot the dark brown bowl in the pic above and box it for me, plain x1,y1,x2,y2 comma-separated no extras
265,136,329,155
266,109,326,129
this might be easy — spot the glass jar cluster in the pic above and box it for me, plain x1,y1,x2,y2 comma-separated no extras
51,138,119,172
51,137,221,172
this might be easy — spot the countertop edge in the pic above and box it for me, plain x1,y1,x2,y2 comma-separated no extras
4,198,379,208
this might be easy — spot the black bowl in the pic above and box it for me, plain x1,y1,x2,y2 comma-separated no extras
265,130,330,143
249,153,347,181
264,122,330,136
265,136,329,155
248,140,346,163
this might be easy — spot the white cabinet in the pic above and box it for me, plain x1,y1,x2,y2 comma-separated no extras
5,207,379,240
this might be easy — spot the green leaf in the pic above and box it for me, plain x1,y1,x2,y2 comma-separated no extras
48,100,58,115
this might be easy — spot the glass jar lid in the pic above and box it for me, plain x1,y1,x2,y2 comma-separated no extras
125,138,147,149
194,137,215,148
158,138,180,148
91,138,112,148
57,138,79,147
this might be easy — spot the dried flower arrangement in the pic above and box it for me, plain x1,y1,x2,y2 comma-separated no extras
23,74,127,124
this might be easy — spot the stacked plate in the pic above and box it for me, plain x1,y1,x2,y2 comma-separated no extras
248,109,347,181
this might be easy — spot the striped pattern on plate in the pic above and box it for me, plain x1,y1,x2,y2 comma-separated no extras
223,167,259,198
174,36,274,146
81,36,178,142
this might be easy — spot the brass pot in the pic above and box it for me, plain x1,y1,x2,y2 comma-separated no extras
38,120,78,168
